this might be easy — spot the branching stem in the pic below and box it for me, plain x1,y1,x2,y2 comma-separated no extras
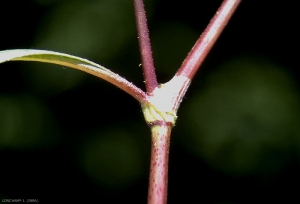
176,0,241,80
0,1,241,204
133,0,158,94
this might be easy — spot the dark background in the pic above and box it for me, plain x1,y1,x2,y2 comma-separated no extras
0,0,299,203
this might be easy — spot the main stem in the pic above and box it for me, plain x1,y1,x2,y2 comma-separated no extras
148,124,172,204
135,0,241,203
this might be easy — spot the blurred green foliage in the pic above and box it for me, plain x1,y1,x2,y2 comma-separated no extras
34,0,137,60
181,56,300,176
0,0,299,203
0,95,60,149
78,128,146,190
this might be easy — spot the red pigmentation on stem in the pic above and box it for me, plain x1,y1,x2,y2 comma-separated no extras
133,0,158,94
177,0,241,80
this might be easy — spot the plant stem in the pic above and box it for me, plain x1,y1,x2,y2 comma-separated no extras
133,0,158,94
139,1,241,203
148,124,172,204
176,0,241,80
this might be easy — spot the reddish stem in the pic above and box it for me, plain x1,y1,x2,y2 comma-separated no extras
133,0,158,94
176,0,241,80
147,124,172,204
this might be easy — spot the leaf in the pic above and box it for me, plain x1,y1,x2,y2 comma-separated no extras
0,49,146,102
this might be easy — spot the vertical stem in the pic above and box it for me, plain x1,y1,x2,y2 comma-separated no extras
176,0,241,80
133,0,158,94
148,124,172,204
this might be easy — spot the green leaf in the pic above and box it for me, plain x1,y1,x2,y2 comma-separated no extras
0,49,146,102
